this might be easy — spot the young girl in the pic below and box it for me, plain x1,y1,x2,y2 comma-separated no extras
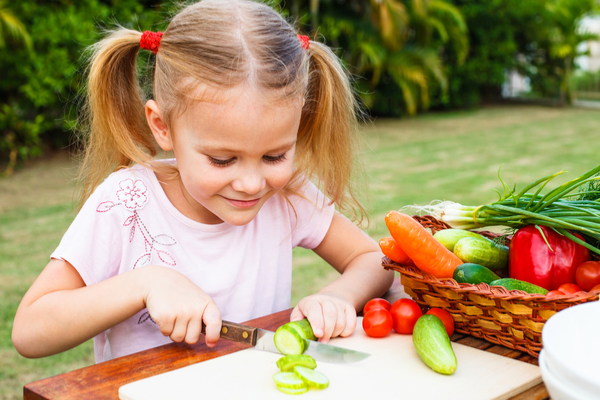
12,0,394,363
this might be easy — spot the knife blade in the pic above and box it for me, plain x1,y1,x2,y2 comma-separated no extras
202,320,370,363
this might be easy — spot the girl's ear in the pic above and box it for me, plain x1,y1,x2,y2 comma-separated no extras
145,100,173,151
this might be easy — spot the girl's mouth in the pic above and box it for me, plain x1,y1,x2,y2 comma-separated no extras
224,197,261,208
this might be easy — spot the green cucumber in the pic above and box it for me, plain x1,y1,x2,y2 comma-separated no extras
433,229,486,251
274,319,315,355
273,372,309,392
489,278,549,295
453,263,501,285
293,366,330,389
275,386,309,395
287,319,316,341
274,325,306,355
453,237,508,270
412,315,457,375
276,355,317,372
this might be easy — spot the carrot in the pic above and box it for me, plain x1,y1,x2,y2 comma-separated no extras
385,211,462,278
379,236,415,266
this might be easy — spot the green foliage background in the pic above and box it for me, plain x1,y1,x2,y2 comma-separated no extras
0,0,598,171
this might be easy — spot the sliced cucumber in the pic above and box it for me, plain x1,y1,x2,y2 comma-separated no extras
286,319,316,341
293,366,330,389
274,325,306,355
275,386,309,395
272,372,308,390
276,355,317,372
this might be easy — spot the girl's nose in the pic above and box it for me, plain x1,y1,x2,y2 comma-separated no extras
231,168,266,195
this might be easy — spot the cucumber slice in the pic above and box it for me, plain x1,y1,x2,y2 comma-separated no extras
274,325,306,355
275,386,309,395
272,372,308,390
293,366,330,389
286,319,316,341
276,355,317,372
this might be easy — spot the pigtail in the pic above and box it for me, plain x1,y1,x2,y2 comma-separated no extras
295,41,368,224
76,28,157,208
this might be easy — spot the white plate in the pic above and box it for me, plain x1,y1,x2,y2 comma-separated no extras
539,350,596,400
541,301,600,397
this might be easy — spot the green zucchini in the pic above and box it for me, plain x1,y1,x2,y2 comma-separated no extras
453,237,508,270
453,263,501,285
433,229,486,251
490,278,549,295
412,315,457,375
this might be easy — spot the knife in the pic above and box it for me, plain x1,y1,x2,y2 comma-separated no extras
201,320,370,363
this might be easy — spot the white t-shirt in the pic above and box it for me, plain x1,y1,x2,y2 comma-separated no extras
51,163,335,363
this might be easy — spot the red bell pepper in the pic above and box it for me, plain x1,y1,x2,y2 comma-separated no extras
509,225,590,291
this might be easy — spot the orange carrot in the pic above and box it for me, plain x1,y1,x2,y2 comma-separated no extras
385,211,462,278
379,236,415,266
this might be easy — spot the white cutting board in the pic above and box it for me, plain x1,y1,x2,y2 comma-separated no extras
119,318,541,400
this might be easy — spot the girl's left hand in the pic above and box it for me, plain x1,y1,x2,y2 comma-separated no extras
290,293,357,343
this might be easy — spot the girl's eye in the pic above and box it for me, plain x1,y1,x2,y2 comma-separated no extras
263,154,287,164
208,157,235,167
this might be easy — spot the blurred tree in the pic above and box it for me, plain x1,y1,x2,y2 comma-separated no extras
0,0,32,51
544,0,599,105
283,0,469,116
0,0,165,175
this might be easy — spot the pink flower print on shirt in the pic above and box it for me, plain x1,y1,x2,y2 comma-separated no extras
116,179,148,210
97,178,177,269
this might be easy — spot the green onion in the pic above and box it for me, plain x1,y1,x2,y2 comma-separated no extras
411,164,600,255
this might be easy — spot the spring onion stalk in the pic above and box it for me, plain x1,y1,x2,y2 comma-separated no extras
410,164,600,255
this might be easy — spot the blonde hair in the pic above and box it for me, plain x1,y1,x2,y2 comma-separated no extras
77,0,367,222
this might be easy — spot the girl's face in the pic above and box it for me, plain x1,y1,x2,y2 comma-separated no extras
149,87,303,226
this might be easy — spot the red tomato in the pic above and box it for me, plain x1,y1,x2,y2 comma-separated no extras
575,261,600,292
426,308,455,336
557,283,583,295
363,298,391,315
362,309,393,338
389,298,423,334
546,290,565,297
590,284,600,292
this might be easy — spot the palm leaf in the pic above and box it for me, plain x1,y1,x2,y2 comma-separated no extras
0,1,32,50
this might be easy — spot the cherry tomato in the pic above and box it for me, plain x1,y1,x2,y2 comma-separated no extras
557,283,583,295
590,284,600,292
389,298,423,334
426,308,455,336
362,309,393,338
363,298,391,315
575,261,600,292
546,290,565,297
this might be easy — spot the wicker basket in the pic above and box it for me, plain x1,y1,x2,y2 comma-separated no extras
382,215,600,358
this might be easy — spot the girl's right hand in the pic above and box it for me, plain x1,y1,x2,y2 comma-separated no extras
142,265,222,347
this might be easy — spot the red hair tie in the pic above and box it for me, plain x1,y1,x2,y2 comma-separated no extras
140,31,163,55
297,34,310,50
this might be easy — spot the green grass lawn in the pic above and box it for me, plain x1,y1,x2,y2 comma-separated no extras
1,105,599,399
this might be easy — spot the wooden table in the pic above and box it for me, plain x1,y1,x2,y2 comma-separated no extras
24,279,549,400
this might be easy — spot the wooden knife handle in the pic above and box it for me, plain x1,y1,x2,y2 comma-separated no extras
201,320,258,346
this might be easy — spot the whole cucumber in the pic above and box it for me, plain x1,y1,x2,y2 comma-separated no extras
433,229,485,251
453,263,501,284
412,315,457,375
490,278,549,295
453,237,509,271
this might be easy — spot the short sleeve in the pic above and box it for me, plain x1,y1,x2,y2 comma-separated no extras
51,178,124,286
286,180,335,249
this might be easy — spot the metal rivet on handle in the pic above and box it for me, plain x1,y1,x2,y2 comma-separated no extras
242,332,248,339
222,327,228,334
